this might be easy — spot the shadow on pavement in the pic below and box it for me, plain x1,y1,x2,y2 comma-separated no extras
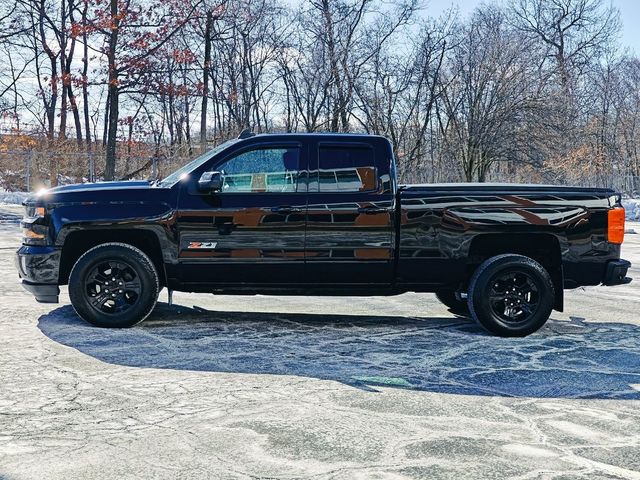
38,303,640,399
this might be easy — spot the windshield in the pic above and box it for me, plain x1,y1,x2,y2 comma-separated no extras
157,139,238,187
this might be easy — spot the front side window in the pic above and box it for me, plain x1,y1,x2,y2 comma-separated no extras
313,145,377,192
217,147,301,193
158,139,239,187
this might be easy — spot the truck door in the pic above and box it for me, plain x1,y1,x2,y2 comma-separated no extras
175,141,308,287
303,140,395,286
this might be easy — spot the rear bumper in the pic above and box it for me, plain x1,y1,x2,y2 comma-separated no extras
603,259,632,286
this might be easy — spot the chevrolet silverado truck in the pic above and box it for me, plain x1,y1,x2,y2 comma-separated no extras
16,132,632,336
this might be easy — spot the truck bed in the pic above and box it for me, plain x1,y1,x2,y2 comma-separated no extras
400,182,616,196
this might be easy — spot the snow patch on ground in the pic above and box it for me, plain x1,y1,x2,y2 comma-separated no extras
624,198,640,221
0,191,29,205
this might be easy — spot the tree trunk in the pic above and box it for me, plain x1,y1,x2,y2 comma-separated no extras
39,0,58,141
81,1,91,150
67,84,83,146
200,10,212,152
104,0,120,181
58,0,68,140
65,0,82,146
105,85,118,180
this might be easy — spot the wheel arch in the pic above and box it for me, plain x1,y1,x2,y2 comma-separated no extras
59,228,167,287
467,233,564,312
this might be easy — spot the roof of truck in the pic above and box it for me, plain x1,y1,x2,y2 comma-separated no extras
237,130,388,141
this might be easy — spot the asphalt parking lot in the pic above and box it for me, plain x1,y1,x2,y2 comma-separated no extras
1,204,639,479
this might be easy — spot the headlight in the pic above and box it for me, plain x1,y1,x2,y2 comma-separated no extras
21,205,49,245
25,205,45,218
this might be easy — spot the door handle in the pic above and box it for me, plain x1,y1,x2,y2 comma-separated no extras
217,222,235,235
271,206,302,214
357,206,390,215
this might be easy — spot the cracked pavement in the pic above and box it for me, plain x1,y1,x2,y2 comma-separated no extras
1,204,639,479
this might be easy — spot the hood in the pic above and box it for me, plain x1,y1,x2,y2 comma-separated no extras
47,180,151,194
24,180,167,207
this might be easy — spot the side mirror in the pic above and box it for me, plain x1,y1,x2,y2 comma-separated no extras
198,171,223,192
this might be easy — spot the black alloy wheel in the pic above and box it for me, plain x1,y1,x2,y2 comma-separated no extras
487,269,540,324
69,243,160,328
84,260,142,315
468,254,555,337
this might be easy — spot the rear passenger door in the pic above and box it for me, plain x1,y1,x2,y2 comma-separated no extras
304,140,395,286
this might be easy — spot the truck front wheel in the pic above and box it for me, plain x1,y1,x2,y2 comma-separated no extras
69,243,160,328
468,254,554,337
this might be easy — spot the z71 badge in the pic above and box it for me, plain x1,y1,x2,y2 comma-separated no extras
187,241,218,249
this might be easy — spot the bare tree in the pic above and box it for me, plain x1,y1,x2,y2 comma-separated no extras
438,5,545,182
0,0,639,193
354,15,453,182
510,0,620,91
86,0,203,179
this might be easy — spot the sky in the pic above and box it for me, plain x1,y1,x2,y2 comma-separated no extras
426,0,640,53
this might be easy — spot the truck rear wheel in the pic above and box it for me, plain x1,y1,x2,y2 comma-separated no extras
69,243,160,328
435,290,470,316
468,254,554,337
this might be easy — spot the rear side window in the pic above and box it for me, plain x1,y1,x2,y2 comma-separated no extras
313,145,377,192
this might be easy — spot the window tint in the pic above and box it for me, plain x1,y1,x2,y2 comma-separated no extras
217,147,301,193
314,146,377,192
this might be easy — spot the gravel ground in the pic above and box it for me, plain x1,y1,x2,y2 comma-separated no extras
1,203,639,480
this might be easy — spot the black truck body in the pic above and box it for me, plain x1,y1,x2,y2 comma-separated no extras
16,133,631,336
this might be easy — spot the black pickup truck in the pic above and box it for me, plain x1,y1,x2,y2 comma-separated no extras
16,132,631,336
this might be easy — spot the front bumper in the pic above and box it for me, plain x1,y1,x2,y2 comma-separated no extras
16,245,61,303
603,259,632,286
21,280,60,303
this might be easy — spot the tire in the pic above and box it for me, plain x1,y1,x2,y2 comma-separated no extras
468,254,554,337
69,242,160,328
435,290,470,316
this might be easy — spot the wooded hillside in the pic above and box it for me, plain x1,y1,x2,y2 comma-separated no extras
0,0,638,193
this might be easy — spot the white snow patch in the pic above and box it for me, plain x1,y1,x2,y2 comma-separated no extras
623,198,640,221
501,444,558,458
546,420,605,440
0,191,30,205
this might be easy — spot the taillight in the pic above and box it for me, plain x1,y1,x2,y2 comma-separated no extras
607,206,625,244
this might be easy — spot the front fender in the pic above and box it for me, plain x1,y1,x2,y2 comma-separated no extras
52,201,175,246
